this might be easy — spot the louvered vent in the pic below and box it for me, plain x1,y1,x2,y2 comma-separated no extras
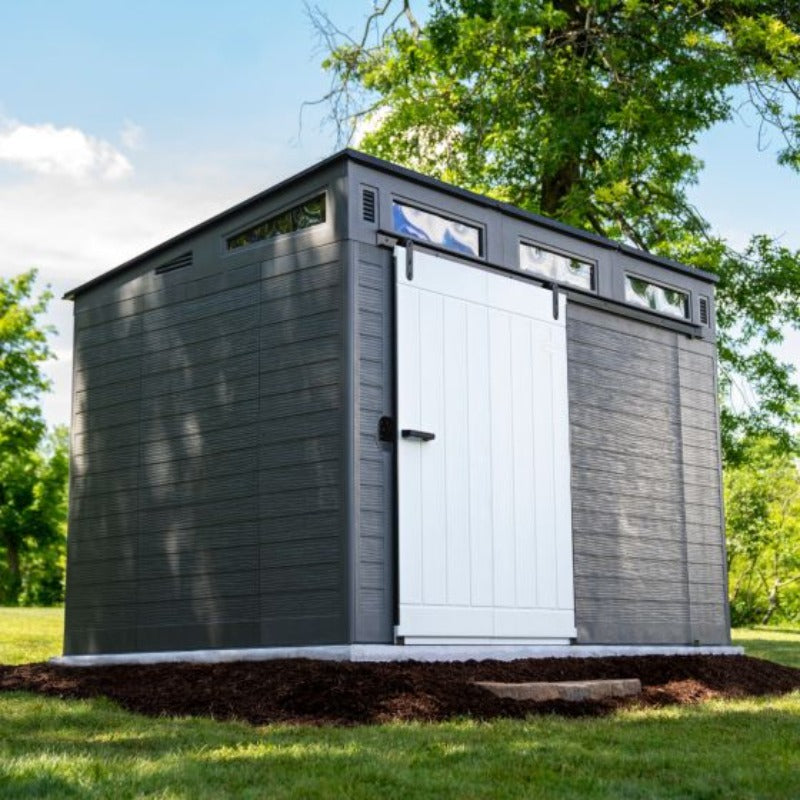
155,251,193,275
362,187,377,223
699,296,709,326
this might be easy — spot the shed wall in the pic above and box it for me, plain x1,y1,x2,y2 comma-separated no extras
567,303,728,644
65,154,728,654
346,244,728,647
352,242,395,641
66,228,351,653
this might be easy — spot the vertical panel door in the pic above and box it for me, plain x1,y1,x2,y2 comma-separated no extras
395,246,575,643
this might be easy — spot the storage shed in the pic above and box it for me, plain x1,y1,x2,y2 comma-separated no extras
63,149,730,657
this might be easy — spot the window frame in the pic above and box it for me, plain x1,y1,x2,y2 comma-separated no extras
623,272,691,321
391,198,485,258
518,238,597,294
223,189,329,253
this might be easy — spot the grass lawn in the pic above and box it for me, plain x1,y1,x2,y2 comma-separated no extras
731,627,800,669
1,608,799,799
0,607,63,665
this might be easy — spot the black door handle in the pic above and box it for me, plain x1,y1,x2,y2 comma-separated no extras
401,429,436,442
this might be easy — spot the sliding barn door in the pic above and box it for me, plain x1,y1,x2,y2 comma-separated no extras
395,246,575,644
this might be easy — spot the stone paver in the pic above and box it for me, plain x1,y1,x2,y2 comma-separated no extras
475,678,642,701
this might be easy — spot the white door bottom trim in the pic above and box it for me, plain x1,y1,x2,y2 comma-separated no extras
398,637,573,646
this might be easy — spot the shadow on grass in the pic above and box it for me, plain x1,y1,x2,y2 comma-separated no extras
1,691,800,799
732,640,800,670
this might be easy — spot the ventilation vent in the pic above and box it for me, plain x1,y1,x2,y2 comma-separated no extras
155,251,193,275
699,296,710,326
362,187,377,223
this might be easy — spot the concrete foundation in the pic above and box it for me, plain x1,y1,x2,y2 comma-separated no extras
51,643,743,667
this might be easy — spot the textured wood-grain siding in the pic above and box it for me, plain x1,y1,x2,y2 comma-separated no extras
65,241,348,654
352,243,395,642
567,303,728,644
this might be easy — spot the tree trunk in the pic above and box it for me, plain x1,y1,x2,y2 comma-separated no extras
761,582,779,625
540,159,580,217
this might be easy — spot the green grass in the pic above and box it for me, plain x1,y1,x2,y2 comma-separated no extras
1,609,800,798
0,607,63,665
1,691,799,799
732,627,800,669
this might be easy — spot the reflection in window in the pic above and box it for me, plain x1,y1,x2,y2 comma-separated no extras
625,275,689,319
227,194,326,251
392,202,482,257
519,242,594,291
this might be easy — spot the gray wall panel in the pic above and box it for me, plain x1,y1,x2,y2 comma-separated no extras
352,242,395,642
73,400,141,435
66,556,136,586
138,522,259,556
68,530,136,563
66,228,349,654
139,497,258,533
568,302,728,645
64,627,137,654
256,247,348,646
74,356,139,391
136,621,261,652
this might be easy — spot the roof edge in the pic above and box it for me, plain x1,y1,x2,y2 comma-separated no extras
344,149,719,284
65,147,717,300
64,149,353,300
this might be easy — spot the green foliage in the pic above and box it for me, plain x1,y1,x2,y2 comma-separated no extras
317,0,800,459
725,437,800,625
0,271,67,606
0,270,52,453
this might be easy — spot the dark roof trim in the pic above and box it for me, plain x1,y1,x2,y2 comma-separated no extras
63,149,351,300
65,148,717,299
347,149,718,284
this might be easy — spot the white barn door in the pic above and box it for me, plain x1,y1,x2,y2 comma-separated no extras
395,246,576,644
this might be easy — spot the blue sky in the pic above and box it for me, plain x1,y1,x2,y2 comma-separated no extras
0,0,797,428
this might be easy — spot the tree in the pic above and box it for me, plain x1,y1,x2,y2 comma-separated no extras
0,427,69,605
313,0,800,460
0,270,67,605
725,436,800,624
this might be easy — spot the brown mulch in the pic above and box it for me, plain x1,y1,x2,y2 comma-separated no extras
1,655,799,726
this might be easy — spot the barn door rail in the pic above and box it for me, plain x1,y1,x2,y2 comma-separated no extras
376,230,704,338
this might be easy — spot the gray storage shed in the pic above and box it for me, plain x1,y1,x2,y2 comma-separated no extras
63,149,729,656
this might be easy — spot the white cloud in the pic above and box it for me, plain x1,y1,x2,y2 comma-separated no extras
120,119,144,151
0,119,132,180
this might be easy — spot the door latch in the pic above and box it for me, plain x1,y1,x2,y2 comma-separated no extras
378,416,395,442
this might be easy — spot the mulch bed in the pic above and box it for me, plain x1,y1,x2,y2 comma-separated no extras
2,655,799,726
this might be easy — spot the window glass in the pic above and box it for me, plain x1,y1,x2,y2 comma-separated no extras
519,242,594,291
227,194,326,250
392,201,482,257
625,275,689,319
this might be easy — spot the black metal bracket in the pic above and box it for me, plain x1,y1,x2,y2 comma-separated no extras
406,240,414,281
376,232,399,249
552,281,560,320
378,416,395,443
